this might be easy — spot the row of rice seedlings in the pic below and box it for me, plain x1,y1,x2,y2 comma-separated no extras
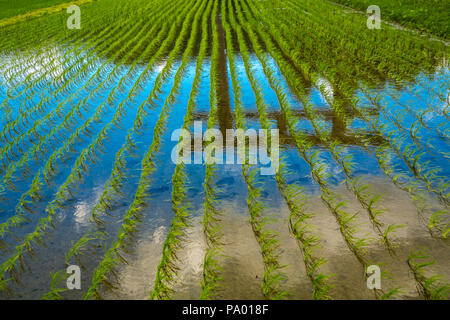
246,0,449,240
39,1,198,298
43,0,198,296
0,0,185,198
407,250,450,299
276,164,334,299
241,0,399,299
387,97,449,177
362,89,448,188
150,0,211,300
0,17,144,162
278,0,446,117
286,0,449,138
0,2,183,242
199,0,225,300
0,22,121,145
0,0,141,82
372,141,449,239
82,0,205,299
386,86,448,151
236,0,402,253
384,85,449,146
0,18,130,133
405,63,450,107
357,88,449,207
225,4,332,299
227,0,296,299
0,0,201,289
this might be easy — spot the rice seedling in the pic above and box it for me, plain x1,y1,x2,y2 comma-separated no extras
0,0,198,289
150,0,212,300
0,5,178,241
237,0,404,298
83,0,205,299
407,250,450,300
0,0,448,301
199,0,225,300
239,0,402,253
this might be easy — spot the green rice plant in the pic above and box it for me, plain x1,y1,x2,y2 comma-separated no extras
0,0,189,242
230,0,334,299
239,0,402,298
150,0,211,300
277,163,334,299
0,1,175,189
428,209,450,239
349,96,450,239
84,0,204,299
65,230,105,266
199,0,225,301
407,251,450,299
41,270,68,300
227,0,293,300
359,87,449,207
0,0,199,289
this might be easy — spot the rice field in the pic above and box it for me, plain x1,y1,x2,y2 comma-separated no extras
0,0,449,300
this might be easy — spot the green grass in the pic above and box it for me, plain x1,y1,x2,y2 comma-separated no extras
0,0,74,20
330,0,450,39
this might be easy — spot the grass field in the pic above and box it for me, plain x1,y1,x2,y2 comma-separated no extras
0,0,449,300
331,0,450,39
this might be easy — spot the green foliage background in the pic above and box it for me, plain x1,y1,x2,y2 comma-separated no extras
332,0,449,39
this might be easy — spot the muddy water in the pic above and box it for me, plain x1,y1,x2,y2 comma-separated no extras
104,174,449,300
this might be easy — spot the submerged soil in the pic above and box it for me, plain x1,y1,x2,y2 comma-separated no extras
103,175,450,300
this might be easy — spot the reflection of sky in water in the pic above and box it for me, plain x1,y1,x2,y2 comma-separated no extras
0,41,449,299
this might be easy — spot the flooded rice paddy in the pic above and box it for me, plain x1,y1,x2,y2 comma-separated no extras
0,0,449,299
